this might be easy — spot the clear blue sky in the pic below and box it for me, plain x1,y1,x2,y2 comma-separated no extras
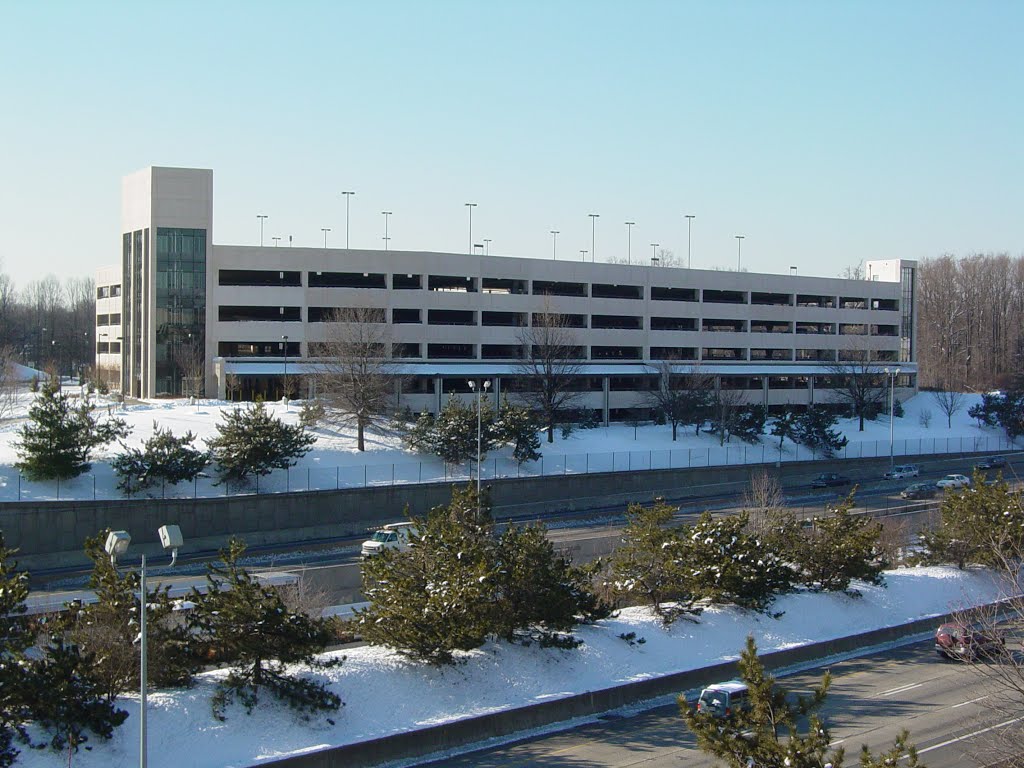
1,0,1021,287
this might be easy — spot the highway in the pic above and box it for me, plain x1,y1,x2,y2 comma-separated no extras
411,637,1020,768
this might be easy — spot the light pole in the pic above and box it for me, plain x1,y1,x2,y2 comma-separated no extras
321,228,331,247
483,238,491,256
650,243,660,266
272,236,281,247
588,213,599,262
735,235,745,271
257,214,268,246
465,203,477,254
550,230,559,260
341,191,355,248
685,214,695,268
625,221,635,265
467,378,491,514
884,366,901,469
382,211,392,251
579,249,588,262
282,334,289,405
104,525,183,768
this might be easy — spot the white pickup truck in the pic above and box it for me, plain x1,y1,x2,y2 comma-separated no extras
361,522,417,558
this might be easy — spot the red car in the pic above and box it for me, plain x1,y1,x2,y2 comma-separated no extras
934,622,1004,661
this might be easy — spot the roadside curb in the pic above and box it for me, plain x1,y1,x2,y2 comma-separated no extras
265,608,970,768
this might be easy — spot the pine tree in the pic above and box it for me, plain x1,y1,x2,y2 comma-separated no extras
792,405,848,458
111,422,208,495
922,474,1024,569
0,534,31,767
206,402,316,485
358,484,499,664
187,539,342,720
730,405,766,444
770,407,799,454
684,512,793,612
494,397,541,465
681,636,922,768
57,531,197,701
431,394,494,467
610,500,700,625
494,524,610,646
401,408,437,454
14,381,129,480
793,492,888,593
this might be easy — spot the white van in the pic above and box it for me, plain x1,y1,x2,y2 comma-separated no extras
361,522,417,558
696,681,749,719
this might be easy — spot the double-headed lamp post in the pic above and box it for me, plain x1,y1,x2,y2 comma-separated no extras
884,366,901,468
105,525,184,768
467,378,491,512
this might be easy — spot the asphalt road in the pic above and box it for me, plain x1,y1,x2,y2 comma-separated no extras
410,638,1020,768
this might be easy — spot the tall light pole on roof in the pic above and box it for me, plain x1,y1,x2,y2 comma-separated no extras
321,228,331,248
550,230,559,260
483,238,491,256
650,243,660,266
341,191,355,248
272,236,281,247
735,235,744,271
588,213,599,262
625,221,635,265
685,214,695,268
257,214,268,247
465,203,477,255
579,249,588,262
382,211,392,251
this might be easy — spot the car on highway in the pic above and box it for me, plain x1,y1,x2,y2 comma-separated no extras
695,681,750,719
810,473,852,488
974,456,1008,471
361,522,417,558
935,622,1005,661
900,482,937,500
885,464,919,480
936,474,971,489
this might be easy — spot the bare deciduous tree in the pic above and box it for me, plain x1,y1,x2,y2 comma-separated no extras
742,470,787,537
826,341,887,432
514,299,585,443
225,372,241,402
645,359,713,441
930,385,965,429
308,306,396,451
172,335,205,398
0,345,18,421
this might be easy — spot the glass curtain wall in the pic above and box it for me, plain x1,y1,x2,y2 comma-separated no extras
155,228,207,396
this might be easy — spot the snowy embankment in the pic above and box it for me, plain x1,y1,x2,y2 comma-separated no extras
18,566,1005,768
0,391,1015,502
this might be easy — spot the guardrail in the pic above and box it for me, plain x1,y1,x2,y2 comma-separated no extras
3,433,1017,502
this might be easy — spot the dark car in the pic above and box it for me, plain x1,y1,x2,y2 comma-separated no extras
974,456,1008,471
934,622,1005,661
900,482,937,500
811,473,851,488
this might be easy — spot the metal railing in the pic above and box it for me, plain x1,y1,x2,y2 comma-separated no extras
3,433,1018,502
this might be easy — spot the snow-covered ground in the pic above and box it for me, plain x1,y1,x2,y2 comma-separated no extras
16,565,1006,768
0,391,1015,501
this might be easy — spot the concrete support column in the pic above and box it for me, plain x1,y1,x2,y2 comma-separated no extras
808,375,815,405
434,376,442,413
762,376,769,409
602,376,610,426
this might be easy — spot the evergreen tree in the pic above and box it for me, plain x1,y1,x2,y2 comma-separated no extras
610,500,700,625
27,635,129,755
431,394,495,467
770,407,799,454
187,539,342,720
892,397,904,418
206,402,316,484
730,405,767,444
401,408,436,454
922,473,1024,569
0,534,31,767
493,397,542,465
495,524,610,646
110,422,208,495
14,381,129,480
967,393,999,428
793,492,888,593
681,636,922,768
684,512,793,612
792,406,848,458
57,531,197,701
359,485,499,664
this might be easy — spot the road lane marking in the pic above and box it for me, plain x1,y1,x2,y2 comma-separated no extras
877,682,923,697
911,716,1024,756
951,695,990,709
